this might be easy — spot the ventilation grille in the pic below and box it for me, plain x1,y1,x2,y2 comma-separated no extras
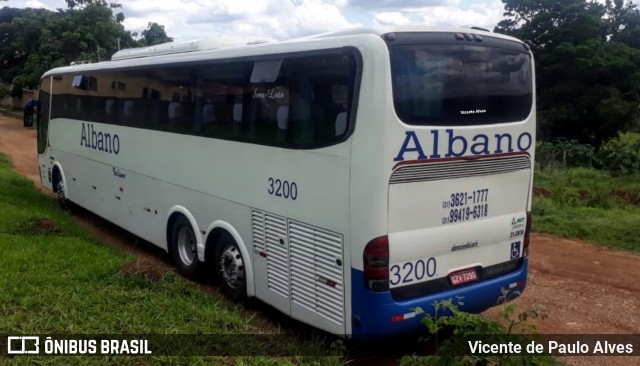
252,210,290,298
390,155,531,184
251,210,266,253
251,210,345,327
289,222,344,326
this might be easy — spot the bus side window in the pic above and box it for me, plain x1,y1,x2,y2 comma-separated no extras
75,97,82,118
203,101,215,125
123,100,134,125
105,99,115,124
232,102,243,138
335,111,347,136
277,105,288,143
277,105,289,130
291,94,312,147
232,103,243,122
168,93,183,122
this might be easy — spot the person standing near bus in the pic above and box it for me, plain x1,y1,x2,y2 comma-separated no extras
23,99,40,127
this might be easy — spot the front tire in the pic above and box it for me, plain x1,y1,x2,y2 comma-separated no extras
215,235,247,300
54,177,74,213
170,216,202,279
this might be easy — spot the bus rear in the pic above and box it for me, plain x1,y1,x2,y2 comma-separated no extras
351,30,534,337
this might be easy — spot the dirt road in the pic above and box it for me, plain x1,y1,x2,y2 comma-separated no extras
1,115,639,365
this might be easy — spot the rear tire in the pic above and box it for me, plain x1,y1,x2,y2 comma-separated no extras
170,215,202,279
215,234,247,300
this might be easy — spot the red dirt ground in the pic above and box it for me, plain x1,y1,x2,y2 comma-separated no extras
1,116,639,365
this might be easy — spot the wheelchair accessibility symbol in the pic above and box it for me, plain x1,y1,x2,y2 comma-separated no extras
510,241,521,260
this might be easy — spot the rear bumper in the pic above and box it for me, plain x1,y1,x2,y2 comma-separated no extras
349,257,528,340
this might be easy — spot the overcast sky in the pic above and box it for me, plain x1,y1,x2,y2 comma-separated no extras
9,0,507,41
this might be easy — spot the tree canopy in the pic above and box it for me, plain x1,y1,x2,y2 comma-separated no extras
0,3,172,96
139,22,173,46
497,0,640,148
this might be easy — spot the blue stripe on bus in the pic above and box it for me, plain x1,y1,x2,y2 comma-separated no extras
350,258,528,340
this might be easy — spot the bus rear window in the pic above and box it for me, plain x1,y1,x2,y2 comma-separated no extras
390,43,532,126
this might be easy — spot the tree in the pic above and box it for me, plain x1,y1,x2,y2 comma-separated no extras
604,0,640,48
5,4,138,92
65,0,122,10
139,22,173,46
0,8,30,90
537,39,640,147
496,0,640,148
3,3,174,94
496,0,606,50
2,8,54,95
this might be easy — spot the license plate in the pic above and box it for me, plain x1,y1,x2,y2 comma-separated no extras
449,268,478,286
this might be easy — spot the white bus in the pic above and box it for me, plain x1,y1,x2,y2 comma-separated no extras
37,26,535,338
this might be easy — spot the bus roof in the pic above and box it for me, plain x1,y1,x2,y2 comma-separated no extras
41,26,525,78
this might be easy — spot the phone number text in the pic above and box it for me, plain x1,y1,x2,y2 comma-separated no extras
441,188,490,225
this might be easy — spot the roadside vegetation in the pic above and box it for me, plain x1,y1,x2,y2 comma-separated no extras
0,105,22,120
401,297,559,366
0,153,343,365
533,135,640,252
532,168,640,251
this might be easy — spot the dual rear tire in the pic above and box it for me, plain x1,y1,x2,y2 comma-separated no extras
170,217,246,300
170,216,200,278
215,235,247,300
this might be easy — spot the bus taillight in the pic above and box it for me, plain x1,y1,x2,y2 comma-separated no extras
364,236,389,291
523,211,531,257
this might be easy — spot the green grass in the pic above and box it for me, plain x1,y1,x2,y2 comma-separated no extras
0,153,344,365
532,167,640,251
0,105,22,120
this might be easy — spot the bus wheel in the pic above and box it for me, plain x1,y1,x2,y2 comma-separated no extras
215,235,246,300
54,176,73,213
171,216,202,279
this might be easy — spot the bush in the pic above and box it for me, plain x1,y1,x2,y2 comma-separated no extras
536,138,595,170
597,132,640,175
536,133,640,175
401,293,559,366
0,84,9,98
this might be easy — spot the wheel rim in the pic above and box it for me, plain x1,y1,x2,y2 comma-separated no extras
219,245,245,289
177,226,197,266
